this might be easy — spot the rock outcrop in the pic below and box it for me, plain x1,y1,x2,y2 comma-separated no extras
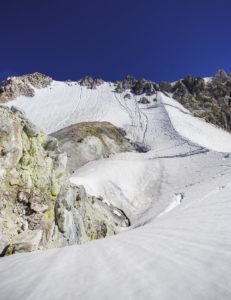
52,121,135,174
160,70,231,131
0,72,52,102
79,76,104,89
55,183,129,246
0,107,129,256
115,75,158,95
0,105,66,255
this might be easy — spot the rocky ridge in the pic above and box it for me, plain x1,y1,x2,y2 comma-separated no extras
115,75,158,95
0,106,129,256
79,76,104,89
2,70,231,132
52,121,135,174
0,72,52,102
161,70,231,131
114,71,231,131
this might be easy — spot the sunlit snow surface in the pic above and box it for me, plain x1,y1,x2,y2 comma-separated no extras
1,81,231,300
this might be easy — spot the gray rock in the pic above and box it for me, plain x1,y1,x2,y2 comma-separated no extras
22,72,52,89
17,191,30,203
138,97,150,104
0,234,8,256
55,184,83,244
9,229,43,254
79,76,104,89
29,196,48,213
23,122,40,137
55,183,130,245
52,121,135,173
172,69,231,131
0,72,52,102
44,136,58,151
115,76,157,95
11,106,26,117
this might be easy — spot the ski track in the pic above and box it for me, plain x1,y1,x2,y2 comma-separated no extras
53,86,83,132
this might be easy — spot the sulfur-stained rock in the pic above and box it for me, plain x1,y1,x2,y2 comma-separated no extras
0,106,130,256
0,106,66,254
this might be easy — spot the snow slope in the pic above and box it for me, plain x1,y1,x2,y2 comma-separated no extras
1,154,231,300
2,80,231,299
161,93,231,152
7,80,231,152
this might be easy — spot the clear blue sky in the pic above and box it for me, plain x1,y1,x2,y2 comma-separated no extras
0,0,230,82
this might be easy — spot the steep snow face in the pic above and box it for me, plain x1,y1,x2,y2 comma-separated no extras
6,80,231,152
7,81,148,145
161,93,231,152
2,79,231,299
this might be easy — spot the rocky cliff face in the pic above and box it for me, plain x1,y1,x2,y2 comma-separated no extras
55,183,129,246
0,107,129,256
0,72,52,102
161,70,231,131
0,105,66,255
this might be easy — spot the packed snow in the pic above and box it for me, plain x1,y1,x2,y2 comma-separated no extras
1,80,231,300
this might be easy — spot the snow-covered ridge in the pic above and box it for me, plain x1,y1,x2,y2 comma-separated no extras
0,72,52,101
6,80,231,152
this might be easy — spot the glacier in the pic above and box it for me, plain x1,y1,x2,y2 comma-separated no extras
1,80,231,299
